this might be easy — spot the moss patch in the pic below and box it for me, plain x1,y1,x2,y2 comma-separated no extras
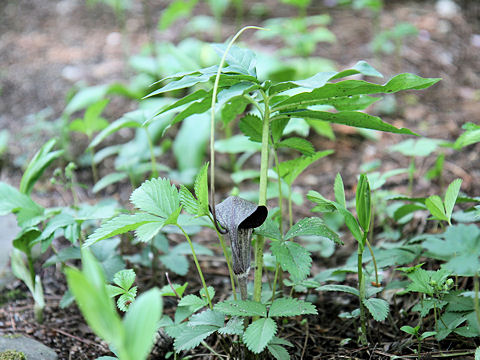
0,350,26,360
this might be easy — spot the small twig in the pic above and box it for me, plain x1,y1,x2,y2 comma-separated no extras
300,319,309,359
166,272,180,299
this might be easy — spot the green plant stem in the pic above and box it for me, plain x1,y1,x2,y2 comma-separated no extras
474,273,480,329
178,225,212,309
288,188,293,228
271,264,280,304
365,238,379,286
408,157,415,195
253,89,271,304
209,26,264,212
357,233,368,345
89,147,99,184
271,142,283,235
145,128,158,178
26,250,36,287
210,215,237,301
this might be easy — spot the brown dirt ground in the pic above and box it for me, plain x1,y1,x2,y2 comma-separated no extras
0,0,479,359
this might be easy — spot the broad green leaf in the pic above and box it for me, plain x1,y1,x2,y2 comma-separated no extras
130,178,179,218
107,284,125,298
188,309,225,327
425,195,447,222
0,182,43,216
273,73,440,109
20,139,64,195
363,297,389,321
117,289,137,312
315,95,380,111
84,213,161,247
155,89,210,117
277,137,315,156
178,294,205,309
400,325,417,335
159,282,188,297
444,178,462,224
158,0,198,30
212,44,257,77
113,269,135,290
159,253,189,276
214,300,267,317
268,298,317,317
393,203,426,221
171,96,211,126
317,284,359,296
334,173,346,208
124,288,163,360
194,162,209,216
38,213,75,243
279,110,417,136
174,325,218,351
454,126,480,149
215,134,262,154
89,115,142,150
355,174,371,232
404,268,434,296
390,138,440,157
64,84,109,115
243,318,277,354
93,172,129,193
284,217,341,245
221,95,249,124
65,250,124,351
239,114,263,143
146,68,217,97
276,150,333,186
271,241,312,282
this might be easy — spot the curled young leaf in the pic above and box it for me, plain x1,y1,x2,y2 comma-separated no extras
215,196,267,277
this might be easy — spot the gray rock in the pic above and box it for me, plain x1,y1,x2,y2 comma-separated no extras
0,214,19,290
0,335,57,360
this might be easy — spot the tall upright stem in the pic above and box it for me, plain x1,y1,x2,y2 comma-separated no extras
253,90,270,303
357,232,368,345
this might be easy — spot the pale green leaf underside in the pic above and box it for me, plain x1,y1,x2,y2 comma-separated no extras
285,217,341,245
271,241,312,282
243,317,277,354
363,297,389,321
130,178,179,218
269,298,317,317
214,300,267,317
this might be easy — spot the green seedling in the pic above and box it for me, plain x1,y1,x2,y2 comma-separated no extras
66,249,162,360
309,174,388,344
107,269,138,312
400,324,436,358
453,122,480,150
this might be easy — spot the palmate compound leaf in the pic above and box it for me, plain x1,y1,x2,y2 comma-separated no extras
362,297,389,322
270,241,312,282
268,298,317,317
243,318,277,354
130,178,179,218
214,300,267,317
113,269,136,290
284,217,341,245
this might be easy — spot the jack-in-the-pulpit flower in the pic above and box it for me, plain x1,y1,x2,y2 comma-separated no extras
215,196,268,279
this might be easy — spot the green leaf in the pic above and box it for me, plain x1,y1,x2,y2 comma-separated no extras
0,182,43,216
363,297,389,321
267,344,291,360
280,110,417,136
215,134,262,154
124,288,163,360
174,325,218,351
130,178,179,218
390,138,440,157
285,217,341,245
425,195,447,222
400,325,417,335
158,0,198,30
89,114,142,150
84,213,161,247
277,137,315,156
188,309,225,327
254,219,283,241
113,269,135,290
159,282,188,297
20,139,64,195
334,173,346,208
194,162,209,216
178,294,205,310
317,284,359,296
273,73,440,109
268,298,317,317
134,220,165,243
355,174,371,232
93,172,129,193
65,250,124,350
64,84,109,115
239,114,263,143
271,241,312,282
218,317,244,335
276,150,333,186
243,318,277,354
179,185,199,215
117,289,137,312
444,178,462,224
214,300,267,317
159,253,189,276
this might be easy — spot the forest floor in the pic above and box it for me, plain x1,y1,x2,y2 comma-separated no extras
0,0,479,359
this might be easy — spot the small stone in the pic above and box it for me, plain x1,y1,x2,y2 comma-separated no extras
435,0,459,18
0,335,57,360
